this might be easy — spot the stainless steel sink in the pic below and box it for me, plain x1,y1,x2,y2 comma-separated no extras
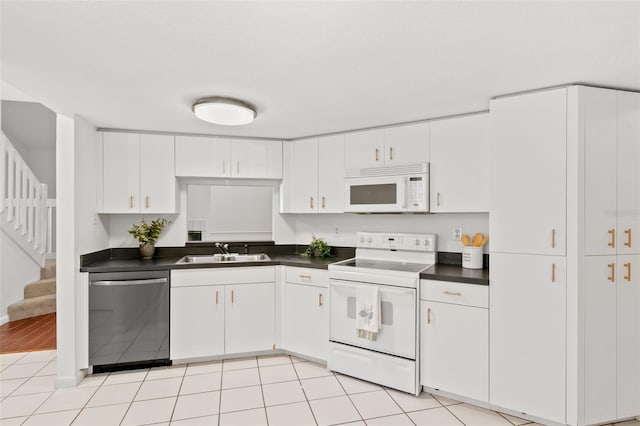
175,253,271,264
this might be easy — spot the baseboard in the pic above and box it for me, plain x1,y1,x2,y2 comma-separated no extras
0,315,8,326
55,370,86,388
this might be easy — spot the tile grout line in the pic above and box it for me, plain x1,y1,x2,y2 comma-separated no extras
117,369,148,426
332,370,366,423
291,355,320,426
256,355,271,426
167,365,188,424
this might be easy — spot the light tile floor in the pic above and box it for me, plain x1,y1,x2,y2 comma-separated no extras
1,350,640,426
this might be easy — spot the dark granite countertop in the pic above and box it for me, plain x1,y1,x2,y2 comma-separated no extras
420,263,489,286
80,243,354,273
80,244,489,285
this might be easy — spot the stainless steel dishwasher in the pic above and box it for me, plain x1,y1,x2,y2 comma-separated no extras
89,269,170,373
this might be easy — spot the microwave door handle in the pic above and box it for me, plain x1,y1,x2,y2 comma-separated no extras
400,178,407,208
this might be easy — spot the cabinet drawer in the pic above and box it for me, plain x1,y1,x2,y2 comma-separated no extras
285,267,328,287
172,266,276,287
420,280,488,308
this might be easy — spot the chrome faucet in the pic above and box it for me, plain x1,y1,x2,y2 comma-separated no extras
214,242,230,255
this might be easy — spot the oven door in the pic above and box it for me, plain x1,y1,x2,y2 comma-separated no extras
329,279,416,359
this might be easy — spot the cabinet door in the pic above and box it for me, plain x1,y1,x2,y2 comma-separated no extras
231,140,282,179
384,122,429,166
583,88,617,255
140,134,176,213
420,300,488,402
170,286,224,360
617,91,640,255
283,139,318,212
175,136,231,177
490,89,567,255
430,114,489,212
584,256,617,424
102,132,140,213
617,255,640,418
225,282,275,354
490,253,566,423
318,134,345,213
284,283,328,360
344,129,384,170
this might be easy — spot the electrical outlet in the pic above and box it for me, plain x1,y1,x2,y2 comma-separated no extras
453,226,462,241
335,227,340,236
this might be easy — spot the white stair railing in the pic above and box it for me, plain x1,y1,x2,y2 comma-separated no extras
0,131,48,267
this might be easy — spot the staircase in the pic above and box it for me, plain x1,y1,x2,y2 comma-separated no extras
7,259,56,322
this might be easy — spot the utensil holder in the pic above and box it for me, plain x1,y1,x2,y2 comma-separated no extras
462,247,483,269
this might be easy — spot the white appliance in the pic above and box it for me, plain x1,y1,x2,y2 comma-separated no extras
344,163,429,213
328,232,437,395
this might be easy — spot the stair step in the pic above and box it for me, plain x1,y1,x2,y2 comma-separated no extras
7,294,56,322
41,259,56,280
24,278,56,299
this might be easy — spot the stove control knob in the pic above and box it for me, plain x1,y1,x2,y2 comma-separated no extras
414,239,420,246
367,237,373,244
360,236,365,243
424,239,431,247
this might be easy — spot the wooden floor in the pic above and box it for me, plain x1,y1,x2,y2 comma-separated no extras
0,313,56,354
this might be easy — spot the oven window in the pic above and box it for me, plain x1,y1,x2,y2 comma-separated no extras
350,184,397,205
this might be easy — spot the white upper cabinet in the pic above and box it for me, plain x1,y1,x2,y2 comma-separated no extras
344,123,429,170
616,92,639,255
344,128,385,169
231,139,282,179
281,135,344,213
317,134,345,213
102,132,140,213
175,136,282,179
283,138,319,212
583,89,640,255
490,88,567,255
430,114,490,212
175,135,231,177
384,122,430,166
101,132,176,213
140,134,176,213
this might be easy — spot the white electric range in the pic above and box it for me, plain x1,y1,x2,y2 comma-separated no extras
327,232,437,395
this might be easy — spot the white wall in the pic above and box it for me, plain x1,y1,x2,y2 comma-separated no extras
0,231,41,324
289,212,489,253
56,114,109,388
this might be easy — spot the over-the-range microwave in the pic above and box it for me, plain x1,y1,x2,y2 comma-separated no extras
344,163,429,213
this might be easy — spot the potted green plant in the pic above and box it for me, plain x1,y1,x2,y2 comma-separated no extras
128,218,170,259
302,235,332,258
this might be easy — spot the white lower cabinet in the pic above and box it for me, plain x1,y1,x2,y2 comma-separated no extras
490,253,566,424
170,286,225,360
283,267,328,361
225,282,275,354
419,280,488,403
584,255,640,424
170,267,276,360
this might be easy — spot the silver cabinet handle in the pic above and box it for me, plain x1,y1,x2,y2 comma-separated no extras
91,278,167,286
299,274,312,280
427,307,431,324
443,291,461,296
318,293,323,306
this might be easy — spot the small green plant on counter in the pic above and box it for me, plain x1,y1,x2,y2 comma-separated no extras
128,218,170,245
303,235,332,258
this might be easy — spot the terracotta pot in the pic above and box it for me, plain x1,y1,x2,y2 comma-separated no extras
140,243,155,259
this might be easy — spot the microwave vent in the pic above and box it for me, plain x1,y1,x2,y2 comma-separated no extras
345,163,428,178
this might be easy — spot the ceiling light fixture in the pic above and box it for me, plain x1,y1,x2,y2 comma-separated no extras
192,96,257,126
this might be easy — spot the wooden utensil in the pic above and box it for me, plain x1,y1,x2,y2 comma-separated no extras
471,233,484,247
480,235,489,247
461,234,470,247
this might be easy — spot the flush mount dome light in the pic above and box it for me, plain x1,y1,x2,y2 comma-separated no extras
192,96,257,126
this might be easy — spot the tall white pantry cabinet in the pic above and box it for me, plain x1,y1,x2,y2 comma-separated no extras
490,85,640,426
